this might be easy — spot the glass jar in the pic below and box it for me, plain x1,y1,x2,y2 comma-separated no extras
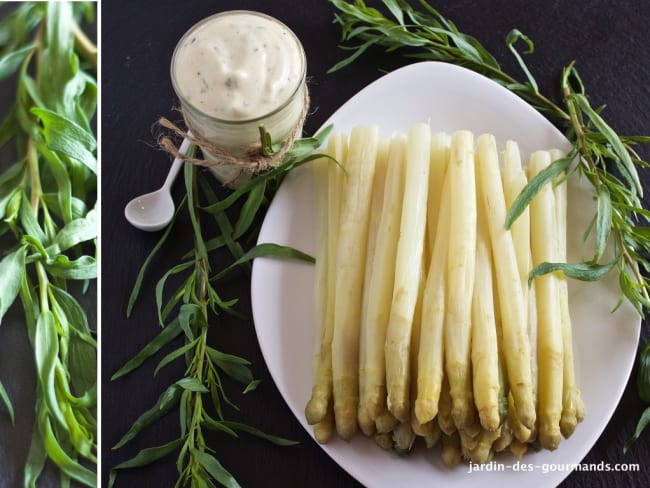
170,10,307,186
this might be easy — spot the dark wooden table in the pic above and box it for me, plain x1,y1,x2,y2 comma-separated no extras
102,1,650,487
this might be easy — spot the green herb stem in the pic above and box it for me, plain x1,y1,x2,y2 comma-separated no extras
73,23,97,69
36,261,49,312
26,138,41,212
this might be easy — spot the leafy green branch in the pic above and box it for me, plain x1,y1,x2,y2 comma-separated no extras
0,2,97,486
110,128,331,487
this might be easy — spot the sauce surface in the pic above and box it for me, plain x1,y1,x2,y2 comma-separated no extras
173,12,304,121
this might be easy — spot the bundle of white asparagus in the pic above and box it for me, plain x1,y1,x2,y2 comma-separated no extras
305,124,585,465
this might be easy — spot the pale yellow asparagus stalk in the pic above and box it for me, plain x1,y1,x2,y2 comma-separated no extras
409,257,431,436
374,432,394,451
375,409,399,433
313,404,335,444
426,133,451,258
510,439,528,459
529,150,564,451
312,152,329,376
470,428,500,464
424,421,442,448
492,257,512,430
357,408,375,437
508,392,531,442
393,418,416,454
444,130,477,431
502,141,531,324
549,148,585,438
441,431,462,468
459,429,479,454
502,141,538,432
305,133,348,425
438,375,455,436
385,123,431,422
359,136,407,420
415,164,451,425
358,138,390,436
475,134,535,429
493,424,513,453
331,125,379,439
471,184,501,432
411,417,435,438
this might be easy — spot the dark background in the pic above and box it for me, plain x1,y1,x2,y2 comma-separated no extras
102,1,650,487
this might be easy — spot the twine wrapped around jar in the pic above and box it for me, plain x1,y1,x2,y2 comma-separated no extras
157,86,309,186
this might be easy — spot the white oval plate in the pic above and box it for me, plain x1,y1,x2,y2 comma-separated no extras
251,62,641,488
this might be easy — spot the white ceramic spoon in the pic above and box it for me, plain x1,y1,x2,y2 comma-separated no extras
124,137,191,231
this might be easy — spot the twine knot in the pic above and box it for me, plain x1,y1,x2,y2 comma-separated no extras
157,86,310,185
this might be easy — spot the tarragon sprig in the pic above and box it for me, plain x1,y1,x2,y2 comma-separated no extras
0,2,97,486
329,0,650,315
109,128,330,487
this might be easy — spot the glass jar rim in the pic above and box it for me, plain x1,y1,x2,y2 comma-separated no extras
170,10,307,126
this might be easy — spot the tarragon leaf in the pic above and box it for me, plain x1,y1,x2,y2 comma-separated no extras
48,208,97,254
31,107,97,174
44,254,96,280
112,383,182,450
528,260,616,286
111,318,182,380
0,245,27,323
108,437,185,488
211,243,314,282
192,449,241,488
505,153,574,229
222,421,299,446
0,379,14,425
0,44,34,80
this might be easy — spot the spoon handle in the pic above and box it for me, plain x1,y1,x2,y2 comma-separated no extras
161,136,192,192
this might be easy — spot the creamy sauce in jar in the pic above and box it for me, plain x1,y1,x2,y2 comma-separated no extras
172,11,304,121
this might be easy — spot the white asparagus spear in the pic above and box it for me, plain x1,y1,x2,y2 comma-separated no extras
441,431,462,468
424,421,442,448
438,376,455,436
529,150,564,450
508,392,531,442
360,136,408,420
493,424,513,453
471,179,501,432
475,133,535,429
385,123,431,422
305,133,348,425
549,148,585,438
375,409,399,434
409,257,430,436
313,404,335,444
444,130,477,431
331,125,379,440
311,142,331,374
501,140,536,441
415,161,451,425
502,141,531,326
426,133,451,259
358,137,390,436
469,428,500,464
